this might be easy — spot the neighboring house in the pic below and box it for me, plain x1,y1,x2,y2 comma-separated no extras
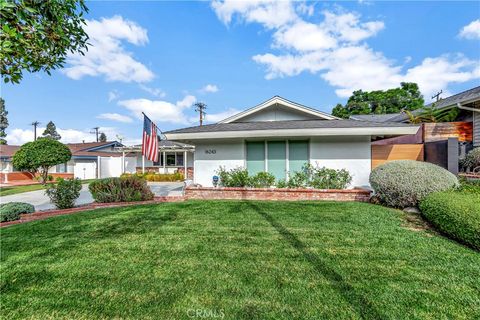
0,141,123,182
165,96,419,188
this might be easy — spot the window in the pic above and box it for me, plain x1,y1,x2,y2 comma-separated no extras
176,153,184,166
166,153,176,166
153,152,185,167
246,140,309,181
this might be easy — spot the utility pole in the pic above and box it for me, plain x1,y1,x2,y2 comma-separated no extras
194,102,207,126
31,121,40,141
90,127,100,142
431,90,443,102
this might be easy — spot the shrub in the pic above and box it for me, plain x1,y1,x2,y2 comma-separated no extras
287,170,309,188
276,179,288,188
458,178,480,195
369,160,458,208
420,191,480,250
249,172,276,188
89,176,154,203
0,202,35,222
309,166,352,189
45,178,82,209
217,167,250,187
460,147,480,172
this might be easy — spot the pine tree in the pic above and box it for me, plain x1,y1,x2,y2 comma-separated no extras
0,98,8,145
41,121,61,140
99,132,107,142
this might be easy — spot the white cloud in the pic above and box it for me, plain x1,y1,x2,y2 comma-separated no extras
215,1,479,98
7,127,125,145
62,15,154,83
118,95,197,125
97,113,133,123
139,84,166,98
200,84,219,93
211,0,298,29
459,19,480,40
108,90,120,102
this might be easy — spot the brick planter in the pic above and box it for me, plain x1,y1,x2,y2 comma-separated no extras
185,186,371,202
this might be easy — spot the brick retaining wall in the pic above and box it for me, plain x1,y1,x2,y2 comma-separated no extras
185,187,371,202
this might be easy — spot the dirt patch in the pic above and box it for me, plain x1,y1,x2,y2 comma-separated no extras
402,212,438,236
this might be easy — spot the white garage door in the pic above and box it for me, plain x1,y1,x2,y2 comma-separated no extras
74,161,97,180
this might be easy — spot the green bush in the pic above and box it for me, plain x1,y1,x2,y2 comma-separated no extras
460,147,480,172
420,191,480,250
249,172,276,188
309,166,352,189
459,178,480,195
287,170,309,188
217,167,250,187
370,160,458,208
89,176,154,203
0,202,35,222
45,178,82,209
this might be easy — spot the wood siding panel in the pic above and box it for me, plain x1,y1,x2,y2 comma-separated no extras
372,144,424,169
423,122,473,142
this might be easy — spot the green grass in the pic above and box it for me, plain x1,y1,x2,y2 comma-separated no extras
0,179,96,196
1,201,479,319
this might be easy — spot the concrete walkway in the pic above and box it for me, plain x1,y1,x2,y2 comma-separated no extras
0,182,184,211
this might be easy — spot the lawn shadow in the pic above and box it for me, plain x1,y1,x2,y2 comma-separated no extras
247,201,382,320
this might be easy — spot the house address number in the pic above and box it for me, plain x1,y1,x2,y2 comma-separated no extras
205,149,216,154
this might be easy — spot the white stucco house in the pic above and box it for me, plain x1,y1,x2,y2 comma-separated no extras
165,96,419,188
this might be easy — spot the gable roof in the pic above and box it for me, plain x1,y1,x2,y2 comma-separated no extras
219,96,339,123
350,113,402,123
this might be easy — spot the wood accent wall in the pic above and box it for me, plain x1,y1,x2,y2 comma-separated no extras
372,144,424,169
423,122,473,142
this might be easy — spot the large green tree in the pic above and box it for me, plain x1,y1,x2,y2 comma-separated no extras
99,132,107,142
41,121,61,140
332,82,425,119
0,0,89,84
12,139,71,183
0,98,8,144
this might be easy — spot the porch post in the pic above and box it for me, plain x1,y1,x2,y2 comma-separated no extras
184,150,187,179
163,151,166,173
142,154,145,174
122,151,125,174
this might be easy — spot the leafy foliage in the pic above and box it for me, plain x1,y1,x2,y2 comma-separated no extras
217,167,250,187
0,0,89,83
40,121,61,140
249,171,276,188
404,105,459,124
0,202,34,222
369,160,459,208
309,166,352,189
89,176,154,203
45,178,82,209
12,139,71,183
332,82,424,119
0,97,8,144
460,147,480,172
458,178,480,195
420,191,480,250
99,132,107,142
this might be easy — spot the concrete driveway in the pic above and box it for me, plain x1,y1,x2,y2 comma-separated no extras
0,182,184,211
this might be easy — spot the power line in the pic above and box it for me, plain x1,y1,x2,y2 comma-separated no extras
90,127,100,142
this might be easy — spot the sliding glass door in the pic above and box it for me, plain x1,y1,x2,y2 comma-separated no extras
267,141,286,180
289,141,309,174
246,141,265,175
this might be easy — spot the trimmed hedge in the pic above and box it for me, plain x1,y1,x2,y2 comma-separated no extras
89,176,154,203
370,160,458,208
0,202,35,222
120,172,184,182
45,178,82,209
420,191,480,250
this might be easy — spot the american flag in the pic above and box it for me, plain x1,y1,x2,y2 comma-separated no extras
142,115,159,162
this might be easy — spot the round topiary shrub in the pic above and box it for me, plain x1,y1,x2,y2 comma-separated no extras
0,202,35,222
369,160,459,208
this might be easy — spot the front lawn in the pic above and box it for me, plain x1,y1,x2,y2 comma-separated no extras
1,201,479,319
0,179,96,196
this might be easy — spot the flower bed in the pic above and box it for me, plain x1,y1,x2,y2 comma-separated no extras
185,186,370,202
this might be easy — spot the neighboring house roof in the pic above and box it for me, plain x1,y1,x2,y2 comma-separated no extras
349,113,402,123
122,140,195,152
0,141,123,159
388,85,480,122
219,96,339,123
165,120,419,140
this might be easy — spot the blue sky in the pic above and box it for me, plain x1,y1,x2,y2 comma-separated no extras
2,0,479,145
